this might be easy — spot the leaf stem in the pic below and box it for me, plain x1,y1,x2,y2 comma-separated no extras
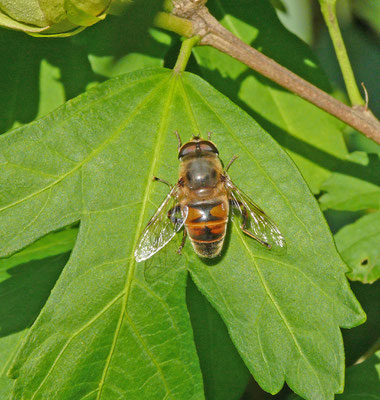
319,0,364,106
173,35,200,73
154,12,193,37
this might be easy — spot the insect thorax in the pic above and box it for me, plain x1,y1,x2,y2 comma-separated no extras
180,155,222,190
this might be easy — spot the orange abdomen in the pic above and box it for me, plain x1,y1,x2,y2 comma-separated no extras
185,198,229,258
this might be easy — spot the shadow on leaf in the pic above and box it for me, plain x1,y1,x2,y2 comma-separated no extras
0,253,69,337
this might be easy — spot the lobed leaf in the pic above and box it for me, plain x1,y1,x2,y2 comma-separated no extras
0,229,244,400
335,211,380,284
0,68,365,400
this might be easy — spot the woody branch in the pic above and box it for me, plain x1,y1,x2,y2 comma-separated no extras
156,0,380,144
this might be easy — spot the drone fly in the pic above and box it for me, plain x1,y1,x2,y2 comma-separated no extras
135,133,285,262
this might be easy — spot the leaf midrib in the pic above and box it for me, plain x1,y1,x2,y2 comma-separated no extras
24,72,175,399
96,74,178,400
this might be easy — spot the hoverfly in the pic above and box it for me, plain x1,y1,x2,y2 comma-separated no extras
135,133,285,262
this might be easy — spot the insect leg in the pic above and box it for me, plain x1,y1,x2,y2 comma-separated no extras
225,155,239,172
174,130,182,150
207,131,213,141
153,176,173,188
229,199,271,248
177,230,187,255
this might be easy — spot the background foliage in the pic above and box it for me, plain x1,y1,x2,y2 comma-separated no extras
0,0,379,399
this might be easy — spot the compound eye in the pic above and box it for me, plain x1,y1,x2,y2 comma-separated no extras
199,141,219,155
178,143,196,159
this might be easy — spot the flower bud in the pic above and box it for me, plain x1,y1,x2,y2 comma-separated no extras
0,0,131,36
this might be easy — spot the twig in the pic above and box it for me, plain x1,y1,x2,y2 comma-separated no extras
155,1,380,145
319,0,364,106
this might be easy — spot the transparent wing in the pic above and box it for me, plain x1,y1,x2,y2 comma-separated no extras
135,185,188,262
143,235,185,284
225,177,286,252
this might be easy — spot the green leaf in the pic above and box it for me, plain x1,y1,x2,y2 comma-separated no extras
0,68,364,400
319,152,380,211
275,0,313,44
0,226,246,400
0,251,69,398
192,0,348,194
291,350,380,400
0,229,247,400
0,332,23,400
335,211,380,284
187,278,250,400
0,228,76,273
0,29,91,134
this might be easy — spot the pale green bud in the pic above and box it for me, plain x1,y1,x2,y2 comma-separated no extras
0,0,131,36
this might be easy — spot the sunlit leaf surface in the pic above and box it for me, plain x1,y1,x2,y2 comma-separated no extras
0,229,244,400
0,68,364,400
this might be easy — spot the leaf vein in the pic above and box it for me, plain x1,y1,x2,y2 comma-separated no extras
125,312,172,397
96,75,177,399
30,291,125,399
178,77,201,135
0,76,171,214
132,279,181,334
2,162,59,178
235,228,327,398
253,255,337,305
3,187,52,250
